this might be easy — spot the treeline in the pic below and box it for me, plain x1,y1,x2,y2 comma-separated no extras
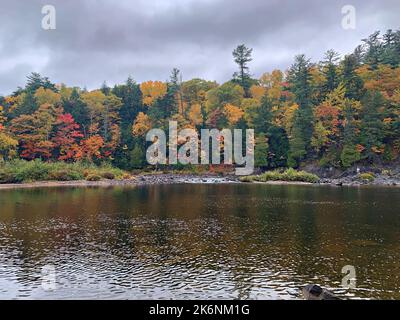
0,29,399,170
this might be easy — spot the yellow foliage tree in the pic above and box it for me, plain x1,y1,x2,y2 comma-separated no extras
241,98,260,127
140,81,167,106
34,87,62,106
223,104,244,126
282,103,299,135
259,70,283,101
249,85,266,102
81,90,105,135
132,112,151,137
0,106,18,160
188,104,203,127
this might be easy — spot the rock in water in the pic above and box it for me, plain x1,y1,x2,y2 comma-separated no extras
302,284,341,300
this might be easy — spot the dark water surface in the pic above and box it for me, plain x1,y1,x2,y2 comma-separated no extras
0,183,399,299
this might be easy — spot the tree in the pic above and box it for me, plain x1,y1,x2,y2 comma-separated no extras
254,134,268,168
341,54,364,100
9,91,38,118
232,44,254,95
287,54,314,166
205,107,225,128
0,106,18,161
205,82,244,115
287,123,307,168
140,81,168,106
79,135,104,162
321,50,340,98
10,104,60,160
267,126,289,168
223,104,244,126
242,98,260,128
260,70,284,102
132,112,151,137
102,94,122,155
340,99,361,167
169,68,185,114
0,131,18,161
0,105,6,125
100,81,111,95
181,78,218,106
112,77,143,146
63,88,90,137
252,95,273,134
249,85,266,102
25,72,57,93
52,113,84,161
188,104,203,127
35,87,61,106
81,90,122,153
381,29,400,67
311,85,345,155
359,91,385,161
362,31,382,69
130,144,145,168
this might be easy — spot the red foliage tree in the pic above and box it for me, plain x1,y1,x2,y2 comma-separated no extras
52,113,84,161
78,135,104,162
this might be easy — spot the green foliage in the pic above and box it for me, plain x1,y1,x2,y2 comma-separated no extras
112,76,143,146
238,175,255,182
130,144,145,169
182,78,218,105
25,72,57,93
288,122,307,167
205,82,244,114
0,132,18,161
341,55,364,100
240,168,319,183
359,91,385,161
341,144,361,168
253,95,273,133
321,50,340,99
0,160,127,183
86,174,102,181
254,134,268,167
287,55,314,166
359,172,375,182
267,126,289,168
63,88,90,134
48,170,83,181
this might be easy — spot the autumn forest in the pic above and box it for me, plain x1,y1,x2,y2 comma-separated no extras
0,29,399,172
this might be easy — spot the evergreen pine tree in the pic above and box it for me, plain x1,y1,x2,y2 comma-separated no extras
340,100,360,167
341,55,364,101
360,91,384,162
287,54,314,167
254,134,268,168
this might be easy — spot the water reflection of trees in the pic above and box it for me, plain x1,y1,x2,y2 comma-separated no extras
0,184,399,298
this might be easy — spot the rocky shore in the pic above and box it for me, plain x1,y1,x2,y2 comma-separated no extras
303,163,400,187
319,174,399,186
0,170,399,190
134,173,239,185
0,173,239,190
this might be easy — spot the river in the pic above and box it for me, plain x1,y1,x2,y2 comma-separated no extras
0,183,399,299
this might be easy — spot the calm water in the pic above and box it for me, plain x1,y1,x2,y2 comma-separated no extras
0,183,399,300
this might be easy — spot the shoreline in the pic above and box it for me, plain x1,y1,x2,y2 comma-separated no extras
0,173,399,190
0,174,239,190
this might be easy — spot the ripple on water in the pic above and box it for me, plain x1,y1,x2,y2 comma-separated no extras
1,184,400,299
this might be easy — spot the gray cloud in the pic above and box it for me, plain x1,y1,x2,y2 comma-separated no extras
0,0,399,95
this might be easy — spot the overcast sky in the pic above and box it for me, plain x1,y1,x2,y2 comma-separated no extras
0,0,399,95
